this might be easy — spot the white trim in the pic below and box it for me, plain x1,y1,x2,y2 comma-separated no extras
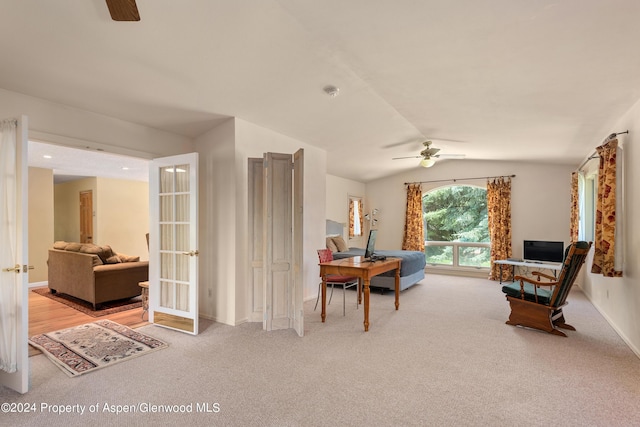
28,281,47,289
577,285,640,360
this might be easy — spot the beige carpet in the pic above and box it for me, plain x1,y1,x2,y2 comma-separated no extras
3,274,640,426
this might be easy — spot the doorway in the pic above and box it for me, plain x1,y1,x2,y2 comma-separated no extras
79,190,93,243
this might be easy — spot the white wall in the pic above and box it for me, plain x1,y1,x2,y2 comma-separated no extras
194,118,237,324
365,159,575,255
0,88,193,158
195,118,327,326
326,175,367,247
580,98,640,357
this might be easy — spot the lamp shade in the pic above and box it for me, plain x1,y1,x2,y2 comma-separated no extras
420,158,436,168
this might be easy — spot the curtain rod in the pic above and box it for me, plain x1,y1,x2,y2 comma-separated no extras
577,130,628,171
405,174,515,186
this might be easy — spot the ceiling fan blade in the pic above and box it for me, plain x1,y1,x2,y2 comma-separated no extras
392,156,422,160
435,154,466,159
106,0,140,21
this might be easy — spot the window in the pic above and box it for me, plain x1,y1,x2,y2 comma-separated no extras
349,196,364,237
422,185,490,269
581,172,597,241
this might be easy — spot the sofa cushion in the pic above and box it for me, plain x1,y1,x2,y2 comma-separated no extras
65,242,82,252
53,241,68,250
117,253,141,263
501,281,553,305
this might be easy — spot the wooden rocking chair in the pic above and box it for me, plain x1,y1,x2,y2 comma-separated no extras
501,241,592,337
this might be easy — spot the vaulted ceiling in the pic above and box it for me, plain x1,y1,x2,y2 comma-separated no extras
3,1,640,182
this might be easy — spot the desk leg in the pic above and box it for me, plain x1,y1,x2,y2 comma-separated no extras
395,268,400,310
363,278,370,332
358,278,362,305
321,276,327,323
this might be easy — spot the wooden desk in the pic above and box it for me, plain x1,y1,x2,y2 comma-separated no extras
320,256,401,331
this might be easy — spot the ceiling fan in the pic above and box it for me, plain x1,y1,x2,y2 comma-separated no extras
106,0,140,21
392,141,465,168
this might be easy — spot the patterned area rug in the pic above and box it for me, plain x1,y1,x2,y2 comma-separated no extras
32,287,142,317
29,320,167,377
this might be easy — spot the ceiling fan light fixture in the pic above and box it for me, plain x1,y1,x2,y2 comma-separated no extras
323,85,340,97
420,158,436,168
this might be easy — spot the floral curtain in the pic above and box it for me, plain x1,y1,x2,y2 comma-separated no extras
402,184,424,252
591,138,623,277
487,177,512,281
570,171,580,242
348,198,364,237
348,198,355,237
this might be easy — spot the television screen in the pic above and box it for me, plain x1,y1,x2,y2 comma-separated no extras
523,240,564,263
364,229,377,259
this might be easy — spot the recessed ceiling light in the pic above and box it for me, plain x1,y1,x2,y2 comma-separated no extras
122,167,129,170
323,85,340,97
43,155,52,159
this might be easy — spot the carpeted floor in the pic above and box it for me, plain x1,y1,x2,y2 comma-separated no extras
32,287,142,317
3,274,640,426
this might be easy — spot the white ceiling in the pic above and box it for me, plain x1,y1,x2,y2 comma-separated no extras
28,141,149,183
3,1,640,182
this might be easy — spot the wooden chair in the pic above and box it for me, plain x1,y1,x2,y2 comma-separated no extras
315,249,359,316
501,241,592,337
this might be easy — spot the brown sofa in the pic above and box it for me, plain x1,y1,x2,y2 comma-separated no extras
48,241,149,309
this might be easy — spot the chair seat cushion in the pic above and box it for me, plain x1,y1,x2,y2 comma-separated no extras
325,275,358,283
501,281,553,305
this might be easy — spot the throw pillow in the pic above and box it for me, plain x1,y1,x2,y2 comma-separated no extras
99,245,117,264
332,235,349,252
326,236,338,253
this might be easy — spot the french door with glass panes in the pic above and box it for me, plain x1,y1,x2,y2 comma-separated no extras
149,153,199,335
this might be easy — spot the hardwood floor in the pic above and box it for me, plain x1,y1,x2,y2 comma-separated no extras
28,286,149,356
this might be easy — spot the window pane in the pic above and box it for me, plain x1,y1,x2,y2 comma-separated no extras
160,281,174,309
175,164,190,192
426,245,453,265
459,246,491,268
160,167,174,193
176,194,189,222
423,186,488,243
176,283,189,312
160,195,173,222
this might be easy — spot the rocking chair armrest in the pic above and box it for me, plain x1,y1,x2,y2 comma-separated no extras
530,270,556,281
514,275,559,288
513,275,559,303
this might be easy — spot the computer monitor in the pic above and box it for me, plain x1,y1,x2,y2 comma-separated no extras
364,229,377,259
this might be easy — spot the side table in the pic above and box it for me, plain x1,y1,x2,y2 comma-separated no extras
139,281,149,320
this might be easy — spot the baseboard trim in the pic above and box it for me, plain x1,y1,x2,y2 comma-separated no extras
28,280,47,289
577,284,640,360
